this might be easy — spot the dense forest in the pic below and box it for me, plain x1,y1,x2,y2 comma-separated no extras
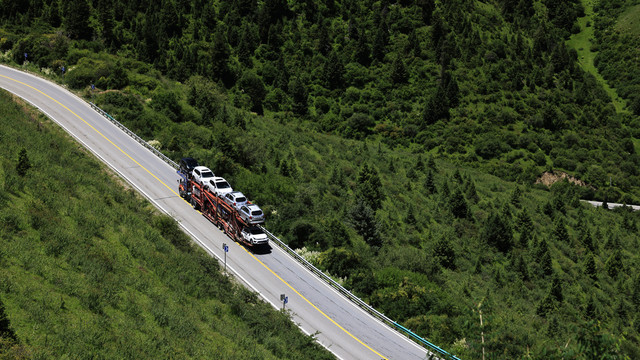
1,0,639,359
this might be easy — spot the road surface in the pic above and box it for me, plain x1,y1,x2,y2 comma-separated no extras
0,65,434,360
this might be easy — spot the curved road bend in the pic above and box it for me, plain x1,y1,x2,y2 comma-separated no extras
0,64,432,360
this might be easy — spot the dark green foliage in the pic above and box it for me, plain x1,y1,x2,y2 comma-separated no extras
63,0,92,40
537,238,553,277
584,252,597,280
15,148,30,177
605,249,623,279
480,211,513,253
349,197,381,249
433,235,455,269
574,321,626,360
323,50,345,90
516,208,534,246
238,70,267,115
424,170,436,194
390,56,408,84
449,188,469,219
0,298,16,341
355,163,383,211
319,247,361,278
289,77,308,116
552,217,569,243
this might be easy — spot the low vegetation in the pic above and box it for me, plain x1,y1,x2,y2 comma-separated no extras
0,91,331,359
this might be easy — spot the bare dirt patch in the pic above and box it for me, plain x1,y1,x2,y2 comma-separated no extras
535,171,593,188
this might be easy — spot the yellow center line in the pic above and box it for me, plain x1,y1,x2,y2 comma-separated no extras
0,73,179,197
241,246,388,359
2,72,388,360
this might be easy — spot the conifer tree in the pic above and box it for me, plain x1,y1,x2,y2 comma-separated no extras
480,211,514,253
356,163,383,211
584,252,597,280
450,188,469,219
16,148,31,177
424,170,436,195
289,77,308,116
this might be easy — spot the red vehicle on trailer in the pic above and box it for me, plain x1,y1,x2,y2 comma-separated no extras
177,159,268,247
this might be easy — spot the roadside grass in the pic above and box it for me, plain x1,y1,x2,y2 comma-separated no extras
0,90,332,359
567,0,628,113
616,3,640,35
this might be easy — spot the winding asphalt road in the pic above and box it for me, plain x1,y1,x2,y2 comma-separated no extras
0,65,433,360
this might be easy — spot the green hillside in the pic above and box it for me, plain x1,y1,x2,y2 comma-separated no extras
0,91,331,359
1,0,640,359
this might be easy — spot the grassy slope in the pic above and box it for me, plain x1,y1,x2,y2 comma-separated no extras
616,4,640,35
566,0,628,113
0,90,331,359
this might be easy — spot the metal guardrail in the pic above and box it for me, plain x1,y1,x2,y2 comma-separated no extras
260,226,460,360
87,102,460,360
88,102,179,170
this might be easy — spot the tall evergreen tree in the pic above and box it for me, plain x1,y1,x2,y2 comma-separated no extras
289,77,308,116
349,197,381,249
356,163,383,211
323,50,345,90
390,56,408,84
480,211,514,253
63,0,91,40
16,148,31,177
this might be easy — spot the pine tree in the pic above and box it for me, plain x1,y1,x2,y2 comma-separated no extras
516,208,533,247
353,29,370,65
581,228,595,252
356,163,384,211
349,197,381,249
323,50,345,90
550,273,563,303
434,235,456,269
63,0,91,40
480,211,514,253
16,148,31,177
390,56,408,84
605,249,623,279
464,179,479,204
552,217,569,243
512,253,529,281
289,77,308,116
424,170,436,194
239,70,266,115
584,252,597,281
450,188,469,219
510,187,522,208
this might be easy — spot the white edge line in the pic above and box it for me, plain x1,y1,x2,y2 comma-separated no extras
271,243,430,356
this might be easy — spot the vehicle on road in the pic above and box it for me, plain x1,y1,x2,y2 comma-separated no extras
224,191,248,210
239,204,265,224
241,226,269,245
179,157,199,175
178,162,267,247
207,176,233,197
192,166,215,186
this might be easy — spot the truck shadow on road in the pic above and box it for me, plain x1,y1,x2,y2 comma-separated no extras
246,244,272,255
